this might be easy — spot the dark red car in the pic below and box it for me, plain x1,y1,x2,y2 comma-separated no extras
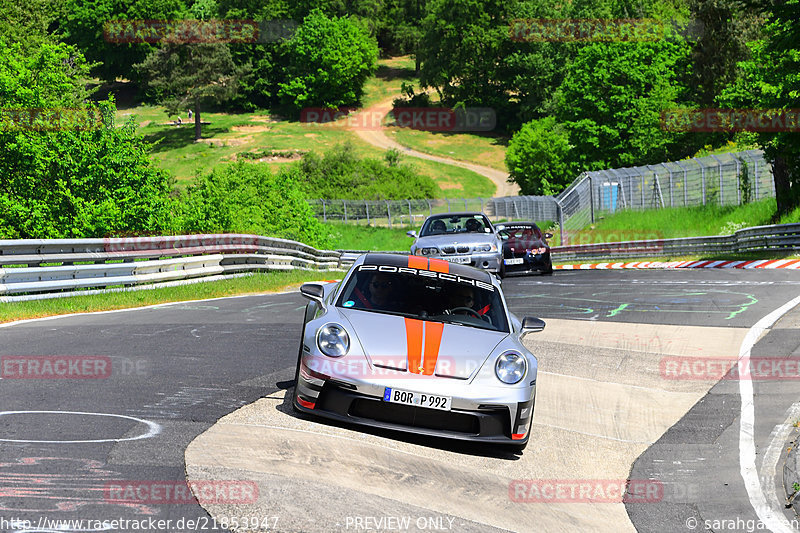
496,222,553,276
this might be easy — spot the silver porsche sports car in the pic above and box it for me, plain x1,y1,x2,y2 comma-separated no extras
407,212,505,277
293,253,545,450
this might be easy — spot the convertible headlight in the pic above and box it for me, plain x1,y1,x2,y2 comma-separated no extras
495,351,526,384
419,247,439,256
475,243,497,252
317,323,350,357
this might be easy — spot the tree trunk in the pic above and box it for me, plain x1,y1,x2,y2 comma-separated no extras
194,104,201,141
773,155,791,217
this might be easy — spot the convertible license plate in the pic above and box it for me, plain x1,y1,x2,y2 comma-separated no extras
443,255,471,264
383,388,452,411
504,257,524,265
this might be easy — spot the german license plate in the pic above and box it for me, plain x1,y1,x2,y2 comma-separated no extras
443,255,470,264
383,388,452,411
505,257,524,265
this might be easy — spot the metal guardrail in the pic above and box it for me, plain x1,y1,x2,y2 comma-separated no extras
0,234,343,300
550,223,800,261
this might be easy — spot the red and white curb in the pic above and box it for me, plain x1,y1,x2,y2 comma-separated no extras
554,259,800,270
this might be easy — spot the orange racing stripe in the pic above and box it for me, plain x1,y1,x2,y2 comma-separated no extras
422,321,444,376
405,318,424,374
428,258,449,273
408,256,428,270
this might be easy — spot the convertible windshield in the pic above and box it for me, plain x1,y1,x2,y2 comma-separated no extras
420,214,492,237
336,266,509,332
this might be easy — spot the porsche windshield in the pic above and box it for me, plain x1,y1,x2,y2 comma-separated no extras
336,266,509,333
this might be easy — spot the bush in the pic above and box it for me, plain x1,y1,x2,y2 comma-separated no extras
177,161,331,248
277,10,378,112
290,143,440,200
505,117,579,195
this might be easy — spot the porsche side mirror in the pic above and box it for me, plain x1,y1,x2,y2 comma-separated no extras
544,233,553,240
300,283,326,307
521,317,546,333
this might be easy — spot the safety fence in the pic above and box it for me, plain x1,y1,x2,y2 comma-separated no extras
550,223,800,262
307,150,773,244
0,234,343,302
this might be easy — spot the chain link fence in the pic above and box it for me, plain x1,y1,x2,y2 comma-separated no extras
307,150,774,242
306,198,495,228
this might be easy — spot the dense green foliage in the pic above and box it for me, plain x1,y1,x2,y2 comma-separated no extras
288,143,440,200
505,117,578,195
3,0,800,239
0,38,174,238
277,10,378,112
178,161,331,247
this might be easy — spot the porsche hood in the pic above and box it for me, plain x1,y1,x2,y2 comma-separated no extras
339,309,507,380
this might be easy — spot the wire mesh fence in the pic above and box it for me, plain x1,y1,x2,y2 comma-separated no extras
306,198,495,228
552,149,773,236
307,150,774,239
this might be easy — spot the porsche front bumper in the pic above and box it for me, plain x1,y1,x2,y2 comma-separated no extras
294,361,535,445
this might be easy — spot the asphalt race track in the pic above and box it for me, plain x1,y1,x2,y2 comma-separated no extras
0,269,799,532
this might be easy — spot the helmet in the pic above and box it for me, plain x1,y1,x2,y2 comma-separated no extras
465,218,482,232
431,219,446,233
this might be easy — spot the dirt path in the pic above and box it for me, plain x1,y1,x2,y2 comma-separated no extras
352,97,520,198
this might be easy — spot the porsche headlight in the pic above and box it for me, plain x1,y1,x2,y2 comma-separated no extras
495,351,526,384
475,243,497,252
419,247,439,256
317,323,350,357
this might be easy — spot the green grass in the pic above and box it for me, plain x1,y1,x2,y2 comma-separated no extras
0,270,336,324
326,222,413,251
360,56,418,109
554,198,780,246
389,129,509,172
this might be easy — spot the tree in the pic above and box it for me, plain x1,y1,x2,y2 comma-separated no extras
505,117,579,195
418,0,522,112
0,39,174,238
688,0,761,106
719,0,800,216
277,9,378,112
58,0,188,83
551,38,691,171
136,42,246,140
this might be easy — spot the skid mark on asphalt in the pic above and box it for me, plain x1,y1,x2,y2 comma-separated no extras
506,288,759,320
0,457,157,514
185,318,749,533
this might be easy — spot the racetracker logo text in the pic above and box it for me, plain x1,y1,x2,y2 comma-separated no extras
661,109,800,132
103,19,296,44
661,357,800,380
299,107,496,132
103,480,258,504
1,356,111,379
509,479,663,503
